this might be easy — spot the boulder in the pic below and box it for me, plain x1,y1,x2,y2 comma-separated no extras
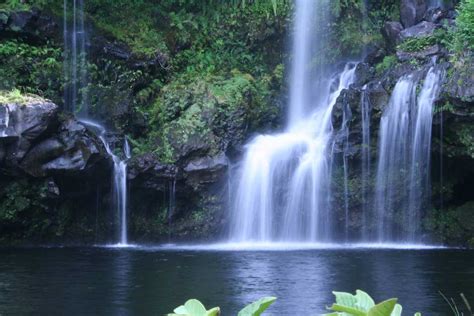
400,21,437,40
0,97,58,164
382,21,404,48
400,0,427,28
20,118,108,177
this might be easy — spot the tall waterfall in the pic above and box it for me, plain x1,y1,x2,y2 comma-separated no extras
374,67,443,242
63,0,88,117
230,0,356,243
64,1,131,245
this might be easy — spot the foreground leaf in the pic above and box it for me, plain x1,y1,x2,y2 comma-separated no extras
329,303,367,316
238,297,277,316
368,298,398,316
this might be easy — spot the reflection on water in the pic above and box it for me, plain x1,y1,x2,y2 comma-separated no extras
0,248,472,315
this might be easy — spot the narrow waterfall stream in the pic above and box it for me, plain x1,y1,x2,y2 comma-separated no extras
64,0,131,245
374,67,443,242
360,85,371,241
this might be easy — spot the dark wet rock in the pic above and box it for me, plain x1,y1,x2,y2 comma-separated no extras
20,118,108,177
424,7,449,23
183,152,228,191
400,21,437,40
0,98,58,165
3,9,59,42
47,178,60,196
396,44,442,61
353,63,374,88
400,0,427,28
382,21,403,48
441,62,474,108
364,47,388,65
128,153,177,191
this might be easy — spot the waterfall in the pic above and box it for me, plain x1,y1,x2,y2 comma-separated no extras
79,120,131,245
229,0,356,243
360,86,371,240
64,0,88,117
167,179,176,239
407,68,444,241
339,102,352,240
0,105,9,137
64,1,131,245
374,67,443,242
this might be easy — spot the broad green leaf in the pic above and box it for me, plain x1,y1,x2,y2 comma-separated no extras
368,299,398,316
355,290,376,312
329,303,367,316
238,297,277,316
173,305,189,315
391,304,402,316
414,313,421,316
205,307,220,316
172,299,210,316
333,291,358,308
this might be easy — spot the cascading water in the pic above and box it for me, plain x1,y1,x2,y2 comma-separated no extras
79,120,131,245
230,0,356,243
64,1,131,245
0,105,9,137
407,67,444,241
339,102,352,240
64,0,88,116
360,85,371,240
374,67,443,242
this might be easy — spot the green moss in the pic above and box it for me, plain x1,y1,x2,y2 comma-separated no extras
0,89,45,104
375,55,398,74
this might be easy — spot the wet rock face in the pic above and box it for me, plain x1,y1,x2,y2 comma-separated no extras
20,119,106,177
400,0,428,28
2,9,59,42
0,99,109,177
0,99,58,166
400,21,437,40
382,21,404,48
183,152,228,191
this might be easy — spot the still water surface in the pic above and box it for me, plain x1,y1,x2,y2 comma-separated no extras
0,247,473,315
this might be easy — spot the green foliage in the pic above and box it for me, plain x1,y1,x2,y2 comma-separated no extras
425,203,474,246
450,0,474,54
376,55,398,74
237,297,276,316
325,290,420,316
0,39,62,103
329,0,398,60
0,88,45,104
168,297,276,316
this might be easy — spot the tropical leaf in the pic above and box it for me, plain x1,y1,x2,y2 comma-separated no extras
355,290,376,312
329,303,367,316
368,298,398,316
391,304,402,316
333,291,358,309
238,297,277,316
170,299,220,316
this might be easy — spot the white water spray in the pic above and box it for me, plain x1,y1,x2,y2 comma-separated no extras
374,67,443,242
230,0,356,243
